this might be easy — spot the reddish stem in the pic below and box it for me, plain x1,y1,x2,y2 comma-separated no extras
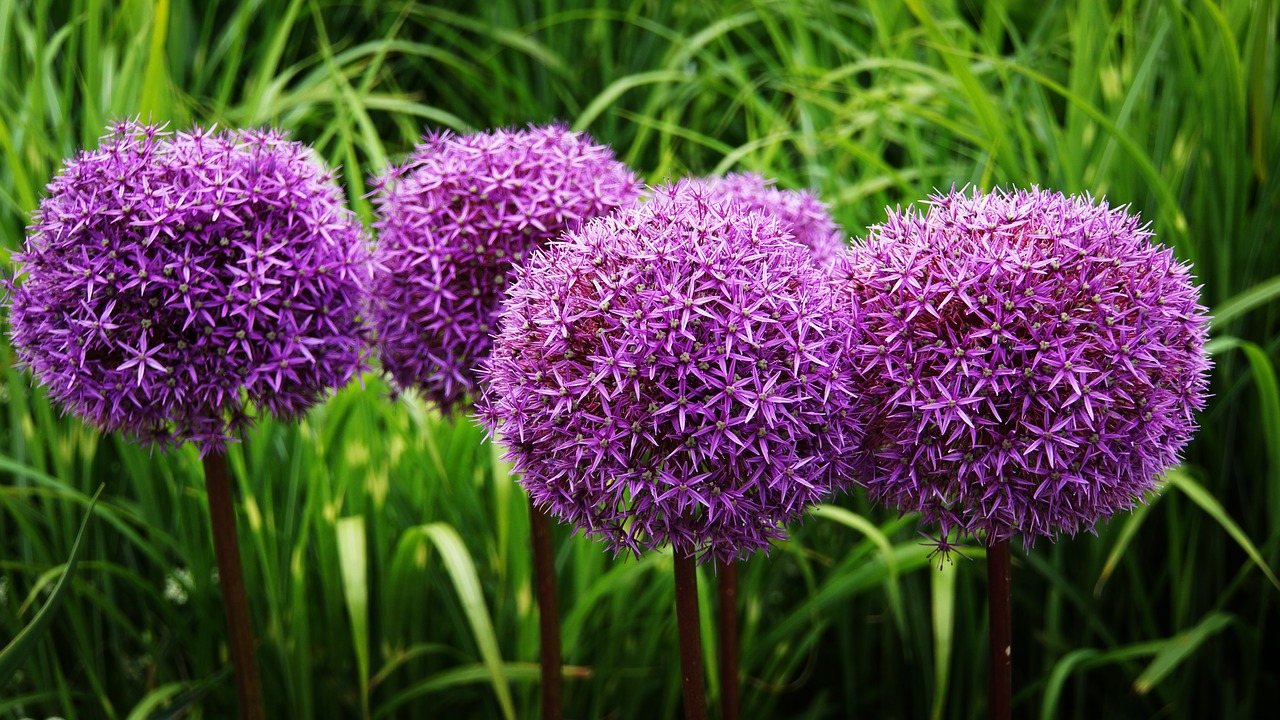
203,451,265,720
529,501,563,720
673,546,708,720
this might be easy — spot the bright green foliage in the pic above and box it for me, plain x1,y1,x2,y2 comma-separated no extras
0,486,99,688
2,1,1278,718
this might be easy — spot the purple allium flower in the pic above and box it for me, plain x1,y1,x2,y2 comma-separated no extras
7,121,372,451
845,187,1211,547
371,124,642,413
478,180,866,563
696,172,846,266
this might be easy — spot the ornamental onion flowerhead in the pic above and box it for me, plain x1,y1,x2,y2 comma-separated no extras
371,124,642,413
845,186,1210,548
696,172,846,266
7,121,372,451
478,180,866,563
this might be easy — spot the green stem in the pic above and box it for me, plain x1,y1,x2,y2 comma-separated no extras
718,560,740,720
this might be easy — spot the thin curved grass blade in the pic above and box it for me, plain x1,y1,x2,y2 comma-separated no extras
0,484,102,686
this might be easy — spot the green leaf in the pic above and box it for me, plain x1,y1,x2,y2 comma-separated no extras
930,559,957,720
810,504,904,630
1211,274,1280,330
125,682,193,720
973,51,1191,251
1094,498,1158,596
375,662,588,719
1040,641,1166,720
1235,341,1280,526
399,523,515,720
337,515,371,719
125,667,230,720
139,0,170,119
0,484,102,686
1165,468,1280,592
243,0,305,123
370,643,454,691
1133,612,1234,695
1041,648,1099,720
572,70,689,132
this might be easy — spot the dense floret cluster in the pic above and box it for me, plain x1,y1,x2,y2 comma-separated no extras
697,172,846,265
845,187,1210,547
8,121,372,451
479,181,866,562
371,124,642,412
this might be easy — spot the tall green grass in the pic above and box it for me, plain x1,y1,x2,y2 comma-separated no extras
2,0,1278,717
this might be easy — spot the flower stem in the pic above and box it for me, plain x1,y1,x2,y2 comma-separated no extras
203,450,265,720
673,546,708,720
529,501,563,720
718,560,740,720
987,537,1012,720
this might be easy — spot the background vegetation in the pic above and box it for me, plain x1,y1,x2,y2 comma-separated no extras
2,0,1278,717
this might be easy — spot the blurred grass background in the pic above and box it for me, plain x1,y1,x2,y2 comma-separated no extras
2,0,1278,717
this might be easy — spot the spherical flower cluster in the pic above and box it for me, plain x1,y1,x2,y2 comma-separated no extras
371,124,642,413
479,181,866,562
696,172,846,265
845,187,1210,547
8,121,372,451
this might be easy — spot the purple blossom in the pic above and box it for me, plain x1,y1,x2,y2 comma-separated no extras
371,124,642,413
696,172,847,265
7,121,372,451
844,187,1211,548
478,180,866,563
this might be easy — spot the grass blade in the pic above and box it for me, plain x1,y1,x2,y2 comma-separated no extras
810,504,903,629
0,484,102,686
127,667,232,720
1235,340,1280,528
1210,274,1280,329
139,0,170,120
929,559,957,720
1039,641,1167,720
571,70,688,132
1132,612,1234,695
124,682,194,720
1094,498,1158,596
411,523,515,720
374,662,590,719
337,515,371,719
1041,648,1099,720
1164,468,1280,592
